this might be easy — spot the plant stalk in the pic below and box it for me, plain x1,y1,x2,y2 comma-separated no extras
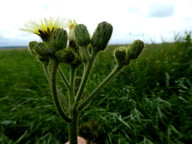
43,64,50,82
68,110,78,144
50,59,71,122
78,65,122,111
74,53,97,109
58,66,70,89
69,66,76,105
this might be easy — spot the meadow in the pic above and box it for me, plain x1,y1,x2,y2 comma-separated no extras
0,34,192,144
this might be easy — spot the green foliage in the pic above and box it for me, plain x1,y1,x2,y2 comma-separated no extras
0,32,192,143
0,49,68,143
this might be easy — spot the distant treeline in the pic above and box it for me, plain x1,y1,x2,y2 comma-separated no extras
0,46,27,49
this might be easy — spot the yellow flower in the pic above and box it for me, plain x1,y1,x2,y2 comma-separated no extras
21,17,69,41
68,19,77,30
68,19,78,41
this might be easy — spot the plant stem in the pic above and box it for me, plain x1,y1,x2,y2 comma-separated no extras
50,59,71,122
83,46,90,59
68,110,78,144
78,65,122,111
69,66,76,105
58,66,70,89
74,54,97,108
43,64,50,82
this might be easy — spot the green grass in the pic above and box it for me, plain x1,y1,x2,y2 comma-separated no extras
0,35,192,144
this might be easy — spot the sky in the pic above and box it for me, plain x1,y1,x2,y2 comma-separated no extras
0,0,192,46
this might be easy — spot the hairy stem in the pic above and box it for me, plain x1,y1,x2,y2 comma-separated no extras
78,65,122,111
69,66,76,105
43,64,50,82
74,57,96,109
68,110,78,144
83,46,90,59
50,59,71,122
74,51,97,108
58,66,70,89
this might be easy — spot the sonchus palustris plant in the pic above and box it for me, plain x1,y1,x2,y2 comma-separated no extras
21,17,144,144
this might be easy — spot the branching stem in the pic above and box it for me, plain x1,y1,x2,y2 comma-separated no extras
69,66,76,105
74,53,97,109
50,59,71,123
58,66,70,89
78,65,122,111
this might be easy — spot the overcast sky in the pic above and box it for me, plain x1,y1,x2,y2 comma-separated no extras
0,0,192,46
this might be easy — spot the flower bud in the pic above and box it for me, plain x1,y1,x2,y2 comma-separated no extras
127,40,144,60
69,40,79,53
75,24,90,47
114,47,129,66
28,41,38,55
56,49,75,64
91,21,113,51
71,55,82,67
34,42,49,57
49,28,68,52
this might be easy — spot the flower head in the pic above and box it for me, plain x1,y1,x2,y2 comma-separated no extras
68,19,77,30
21,17,69,41
68,19,78,41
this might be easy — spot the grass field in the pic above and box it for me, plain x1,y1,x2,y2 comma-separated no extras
0,35,192,144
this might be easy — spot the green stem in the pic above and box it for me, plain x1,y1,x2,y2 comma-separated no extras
69,66,76,105
43,64,50,82
74,55,96,109
83,46,90,59
68,110,78,144
45,63,68,111
78,66,122,111
50,59,71,123
58,66,70,89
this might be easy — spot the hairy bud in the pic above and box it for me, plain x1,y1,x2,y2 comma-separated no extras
28,41,38,55
114,47,129,66
91,21,113,51
71,55,82,67
49,28,68,52
127,40,144,60
34,42,49,57
75,24,90,47
56,49,75,64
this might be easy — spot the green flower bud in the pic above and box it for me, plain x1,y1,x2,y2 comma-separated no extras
75,24,90,47
71,55,82,67
91,21,113,51
69,40,79,53
49,28,68,52
127,40,144,60
56,49,75,64
68,40,83,64
34,42,49,57
28,41,38,55
28,41,52,59
114,47,129,66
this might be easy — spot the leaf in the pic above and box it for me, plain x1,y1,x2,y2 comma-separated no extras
0,120,13,125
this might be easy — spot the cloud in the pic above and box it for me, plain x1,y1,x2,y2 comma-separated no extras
148,2,175,17
0,0,192,46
